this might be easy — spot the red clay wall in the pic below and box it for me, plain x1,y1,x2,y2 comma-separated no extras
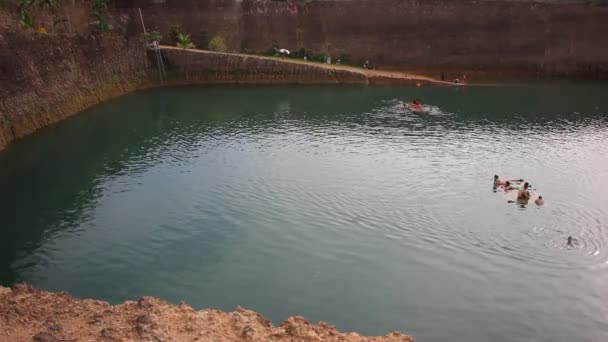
129,0,608,78
0,31,150,151
160,49,369,85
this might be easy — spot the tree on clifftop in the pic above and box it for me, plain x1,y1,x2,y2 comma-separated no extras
176,33,195,49
208,35,227,53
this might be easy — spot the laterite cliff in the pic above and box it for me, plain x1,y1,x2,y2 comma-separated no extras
2,0,608,147
0,32,149,151
129,0,608,78
0,1,372,151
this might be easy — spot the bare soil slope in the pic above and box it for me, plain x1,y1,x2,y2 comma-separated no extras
0,284,414,342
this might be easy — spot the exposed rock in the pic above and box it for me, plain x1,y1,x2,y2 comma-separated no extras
129,0,608,79
0,285,415,342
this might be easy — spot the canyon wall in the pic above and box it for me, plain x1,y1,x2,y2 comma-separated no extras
160,47,369,85
0,0,371,152
2,0,608,150
128,0,608,78
0,0,153,151
0,31,150,151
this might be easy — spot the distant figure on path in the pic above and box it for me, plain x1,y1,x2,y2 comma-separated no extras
441,72,445,81
463,74,468,83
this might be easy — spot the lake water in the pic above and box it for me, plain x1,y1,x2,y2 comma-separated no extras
1,84,608,342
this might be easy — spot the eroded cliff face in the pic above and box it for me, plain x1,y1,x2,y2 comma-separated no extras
130,0,608,78
0,0,376,152
160,47,369,85
0,284,415,342
0,31,150,151
2,0,607,150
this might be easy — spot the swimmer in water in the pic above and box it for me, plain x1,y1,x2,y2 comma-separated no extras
503,181,517,191
517,182,530,203
408,99,423,111
566,236,579,248
495,175,524,188
535,195,544,206
494,175,505,187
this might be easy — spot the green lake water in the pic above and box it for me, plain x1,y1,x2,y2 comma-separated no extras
1,84,608,342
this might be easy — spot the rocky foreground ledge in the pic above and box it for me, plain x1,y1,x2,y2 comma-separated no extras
0,284,414,342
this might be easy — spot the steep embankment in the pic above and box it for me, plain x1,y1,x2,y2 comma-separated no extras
0,284,415,342
0,25,447,153
8,0,606,150
159,46,452,86
0,32,150,151
132,0,608,78
159,46,369,85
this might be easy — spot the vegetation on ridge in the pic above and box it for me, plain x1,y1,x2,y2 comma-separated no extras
176,33,195,49
90,0,111,33
208,35,227,52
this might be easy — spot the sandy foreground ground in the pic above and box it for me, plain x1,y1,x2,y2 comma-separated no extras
0,284,414,342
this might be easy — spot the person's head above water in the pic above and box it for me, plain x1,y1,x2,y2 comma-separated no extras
505,181,511,186
535,195,544,205
523,182,529,189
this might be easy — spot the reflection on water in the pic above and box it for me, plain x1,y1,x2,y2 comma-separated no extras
1,84,608,342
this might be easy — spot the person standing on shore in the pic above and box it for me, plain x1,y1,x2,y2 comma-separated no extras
441,72,445,81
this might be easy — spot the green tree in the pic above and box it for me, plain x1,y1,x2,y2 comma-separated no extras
90,0,111,33
19,9,34,29
17,0,63,31
176,33,195,49
145,30,162,44
168,25,180,44
207,35,227,52
18,0,36,30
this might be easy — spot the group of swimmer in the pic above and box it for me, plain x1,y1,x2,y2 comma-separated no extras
494,175,580,248
493,175,544,206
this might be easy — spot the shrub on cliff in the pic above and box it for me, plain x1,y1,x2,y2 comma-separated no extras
17,0,57,31
18,8,34,30
169,25,180,44
241,40,254,54
146,31,162,44
91,0,112,33
208,36,227,53
176,33,195,49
